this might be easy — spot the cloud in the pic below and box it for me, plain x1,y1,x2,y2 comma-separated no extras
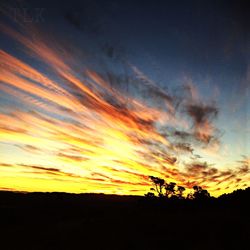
183,157,250,190
0,17,248,196
173,143,194,154
18,164,83,179
172,130,192,140
129,65,174,111
0,163,14,167
90,171,149,186
57,153,89,162
0,187,16,191
0,125,27,134
15,144,42,154
185,103,218,143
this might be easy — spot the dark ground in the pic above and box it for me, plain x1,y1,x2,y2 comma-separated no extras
0,190,249,250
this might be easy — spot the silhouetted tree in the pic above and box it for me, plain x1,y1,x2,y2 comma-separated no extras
192,185,210,200
165,182,176,198
144,192,155,198
147,176,213,201
149,176,165,197
176,186,185,199
187,192,194,200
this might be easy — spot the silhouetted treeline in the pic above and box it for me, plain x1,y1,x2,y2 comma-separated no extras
219,187,250,200
0,188,249,250
145,175,211,200
217,187,250,210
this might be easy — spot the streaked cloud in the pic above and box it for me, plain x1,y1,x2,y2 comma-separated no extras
0,15,249,196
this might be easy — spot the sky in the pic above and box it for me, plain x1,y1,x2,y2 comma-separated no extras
0,0,249,196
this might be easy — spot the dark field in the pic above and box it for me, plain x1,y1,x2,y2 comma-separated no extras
0,191,249,250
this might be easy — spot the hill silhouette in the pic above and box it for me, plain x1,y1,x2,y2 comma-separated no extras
0,188,249,250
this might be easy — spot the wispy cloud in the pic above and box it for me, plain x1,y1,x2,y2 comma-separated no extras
0,16,248,196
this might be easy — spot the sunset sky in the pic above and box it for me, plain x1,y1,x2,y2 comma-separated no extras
0,0,249,196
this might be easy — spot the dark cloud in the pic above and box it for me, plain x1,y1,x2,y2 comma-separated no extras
57,153,88,162
0,163,13,167
191,154,202,160
236,156,250,174
186,104,218,125
90,171,148,186
173,142,194,154
19,164,61,173
185,162,210,175
0,187,16,191
108,166,149,182
183,158,250,188
15,144,41,154
185,103,218,143
0,125,27,134
172,130,192,140
23,145,40,151
239,165,249,174
19,164,82,178
130,65,174,110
